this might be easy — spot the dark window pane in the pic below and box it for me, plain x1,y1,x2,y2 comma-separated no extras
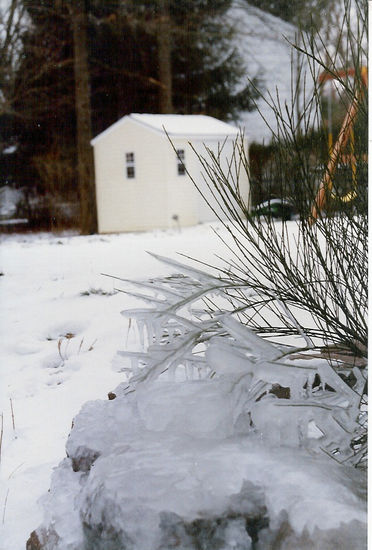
127,166,135,178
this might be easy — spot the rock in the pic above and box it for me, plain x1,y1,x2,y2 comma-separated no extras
70,446,100,473
27,379,367,550
26,531,42,550
256,516,367,550
158,512,254,550
26,528,60,550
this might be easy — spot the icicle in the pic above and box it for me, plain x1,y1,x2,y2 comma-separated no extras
167,363,176,381
185,365,193,380
131,356,139,376
136,319,145,350
154,321,164,343
352,367,367,395
306,372,316,397
290,373,308,400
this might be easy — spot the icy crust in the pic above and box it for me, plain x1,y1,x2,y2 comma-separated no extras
31,378,367,550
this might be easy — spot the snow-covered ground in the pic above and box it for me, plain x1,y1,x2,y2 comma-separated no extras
0,226,227,549
0,224,367,549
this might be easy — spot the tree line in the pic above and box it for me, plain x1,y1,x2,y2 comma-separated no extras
0,0,341,233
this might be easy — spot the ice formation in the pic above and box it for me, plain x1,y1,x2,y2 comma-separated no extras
28,255,367,549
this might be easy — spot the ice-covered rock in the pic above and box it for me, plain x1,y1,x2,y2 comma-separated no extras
27,376,366,550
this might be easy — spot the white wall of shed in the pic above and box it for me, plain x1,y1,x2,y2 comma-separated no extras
160,137,250,228
93,118,170,233
164,138,198,229
92,119,250,233
186,137,250,224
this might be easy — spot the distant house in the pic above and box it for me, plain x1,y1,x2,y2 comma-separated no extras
91,113,250,233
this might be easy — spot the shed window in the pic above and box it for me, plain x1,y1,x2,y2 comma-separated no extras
176,149,186,175
125,152,135,179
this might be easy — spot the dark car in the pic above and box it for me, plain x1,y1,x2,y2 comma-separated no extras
252,198,298,221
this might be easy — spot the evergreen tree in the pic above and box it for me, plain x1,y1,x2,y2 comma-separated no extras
7,0,261,230
89,0,260,127
9,1,77,204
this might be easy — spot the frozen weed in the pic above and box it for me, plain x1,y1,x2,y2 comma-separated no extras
80,287,117,297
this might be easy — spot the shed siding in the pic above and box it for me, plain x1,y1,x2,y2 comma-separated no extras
185,138,250,223
94,119,169,233
165,138,198,228
92,115,250,233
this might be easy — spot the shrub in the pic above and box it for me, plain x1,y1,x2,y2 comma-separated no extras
115,0,367,466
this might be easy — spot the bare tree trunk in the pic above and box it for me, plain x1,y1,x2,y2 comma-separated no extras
71,0,97,234
1,0,17,58
157,0,173,113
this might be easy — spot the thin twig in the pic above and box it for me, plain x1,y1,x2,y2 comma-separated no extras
78,337,84,354
9,399,15,432
8,462,24,480
0,413,3,464
2,489,9,525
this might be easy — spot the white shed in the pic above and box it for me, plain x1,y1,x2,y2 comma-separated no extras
91,113,250,233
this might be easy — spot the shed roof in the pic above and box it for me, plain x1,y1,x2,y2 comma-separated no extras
91,113,240,145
